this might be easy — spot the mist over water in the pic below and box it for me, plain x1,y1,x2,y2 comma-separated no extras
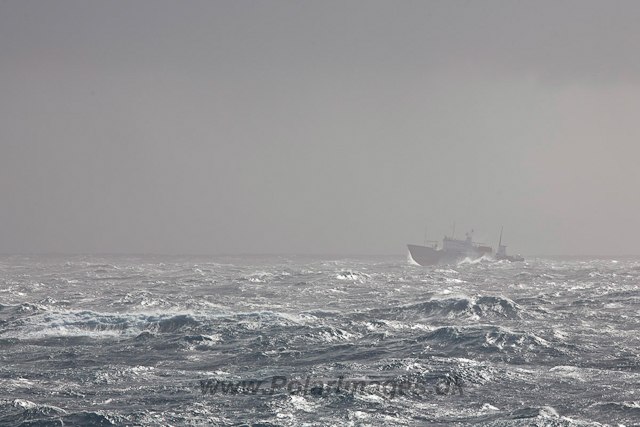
2,1,640,256
1,254,639,426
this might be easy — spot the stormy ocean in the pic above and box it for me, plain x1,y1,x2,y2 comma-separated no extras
0,254,639,426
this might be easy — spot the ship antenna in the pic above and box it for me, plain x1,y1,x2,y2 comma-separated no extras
499,226,503,247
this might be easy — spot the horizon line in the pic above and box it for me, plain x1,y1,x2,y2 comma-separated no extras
1,252,640,259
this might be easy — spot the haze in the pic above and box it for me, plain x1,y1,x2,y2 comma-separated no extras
2,0,640,256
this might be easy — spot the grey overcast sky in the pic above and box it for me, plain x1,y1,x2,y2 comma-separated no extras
1,0,640,256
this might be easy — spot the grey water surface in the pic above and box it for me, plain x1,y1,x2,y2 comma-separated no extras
0,254,639,426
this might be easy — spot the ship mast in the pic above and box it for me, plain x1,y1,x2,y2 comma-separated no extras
499,226,503,247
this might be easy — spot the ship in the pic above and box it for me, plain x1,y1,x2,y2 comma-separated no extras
407,226,523,266
407,228,493,266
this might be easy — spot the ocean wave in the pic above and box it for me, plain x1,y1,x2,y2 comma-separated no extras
416,325,566,361
369,295,526,321
0,310,203,339
0,399,69,427
0,308,313,340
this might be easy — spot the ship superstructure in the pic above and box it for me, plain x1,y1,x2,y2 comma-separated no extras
495,227,524,262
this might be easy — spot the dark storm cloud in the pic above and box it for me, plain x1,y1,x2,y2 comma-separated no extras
1,1,640,255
